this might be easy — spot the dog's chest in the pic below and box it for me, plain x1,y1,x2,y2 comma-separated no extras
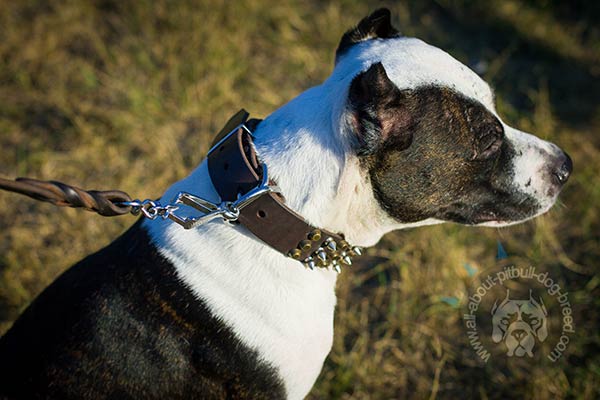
148,219,339,400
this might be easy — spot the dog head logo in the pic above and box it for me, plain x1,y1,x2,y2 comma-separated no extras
491,289,548,357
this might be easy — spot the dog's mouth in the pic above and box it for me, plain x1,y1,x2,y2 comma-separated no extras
434,197,544,227
472,211,528,227
436,208,512,226
472,210,504,224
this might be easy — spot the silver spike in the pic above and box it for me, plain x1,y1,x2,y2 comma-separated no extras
333,262,341,274
316,248,327,262
326,239,337,252
304,256,316,270
352,246,363,256
342,256,352,266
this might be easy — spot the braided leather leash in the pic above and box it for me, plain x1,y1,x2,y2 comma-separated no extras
0,177,133,216
0,110,256,220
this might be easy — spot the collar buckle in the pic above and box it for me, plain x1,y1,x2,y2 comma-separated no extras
167,163,280,230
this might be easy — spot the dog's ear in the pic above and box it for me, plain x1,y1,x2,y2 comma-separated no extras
336,8,399,63
491,300,499,316
348,62,413,156
531,294,549,342
536,312,548,342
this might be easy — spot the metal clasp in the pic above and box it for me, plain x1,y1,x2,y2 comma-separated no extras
161,163,280,229
119,123,280,229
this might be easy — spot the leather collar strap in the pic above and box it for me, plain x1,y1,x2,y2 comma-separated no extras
207,110,361,271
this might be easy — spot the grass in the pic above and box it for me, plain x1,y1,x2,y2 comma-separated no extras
1,1,599,399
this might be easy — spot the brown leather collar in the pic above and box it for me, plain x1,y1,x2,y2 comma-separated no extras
207,110,361,271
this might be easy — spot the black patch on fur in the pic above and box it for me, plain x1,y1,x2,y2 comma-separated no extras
0,220,286,399
355,84,540,225
335,8,400,63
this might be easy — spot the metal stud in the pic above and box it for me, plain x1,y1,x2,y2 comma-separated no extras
308,229,322,241
288,248,302,259
299,240,312,251
352,246,363,256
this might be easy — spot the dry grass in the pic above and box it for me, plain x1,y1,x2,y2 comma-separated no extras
0,1,599,399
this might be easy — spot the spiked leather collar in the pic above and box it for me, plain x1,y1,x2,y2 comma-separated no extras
206,109,362,272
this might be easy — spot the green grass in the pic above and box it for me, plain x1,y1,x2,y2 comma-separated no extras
1,1,599,399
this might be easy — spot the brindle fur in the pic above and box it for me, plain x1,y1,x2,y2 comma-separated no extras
349,62,536,224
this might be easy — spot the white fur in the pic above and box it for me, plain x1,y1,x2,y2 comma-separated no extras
145,162,338,400
504,126,563,211
145,36,560,398
476,126,563,228
336,37,496,110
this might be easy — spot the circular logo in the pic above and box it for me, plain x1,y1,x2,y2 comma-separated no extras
463,263,575,363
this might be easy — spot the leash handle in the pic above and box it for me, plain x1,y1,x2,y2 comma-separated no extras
0,177,133,216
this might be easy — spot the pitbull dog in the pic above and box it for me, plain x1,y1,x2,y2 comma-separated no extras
0,8,571,400
491,289,548,357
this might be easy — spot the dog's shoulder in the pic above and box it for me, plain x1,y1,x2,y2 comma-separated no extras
0,220,285,399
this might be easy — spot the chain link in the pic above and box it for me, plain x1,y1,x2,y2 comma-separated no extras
121,199,179,220
119,164,279,229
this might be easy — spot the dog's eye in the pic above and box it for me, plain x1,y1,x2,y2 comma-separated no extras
472,124,504,161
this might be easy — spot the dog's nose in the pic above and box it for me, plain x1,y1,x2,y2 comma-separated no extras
511,329,527,341
552,152,573,186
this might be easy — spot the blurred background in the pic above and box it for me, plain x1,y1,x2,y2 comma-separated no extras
0,1,598,399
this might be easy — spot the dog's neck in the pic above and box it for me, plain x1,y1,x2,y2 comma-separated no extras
253,84,345,222
143,83,352,400
253,80,405,248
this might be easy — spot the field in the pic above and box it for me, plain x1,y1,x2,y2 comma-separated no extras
1,1,599,399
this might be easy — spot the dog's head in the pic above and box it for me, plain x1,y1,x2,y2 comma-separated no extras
255,9,572,247
330,9,571,240
491,289,548,357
